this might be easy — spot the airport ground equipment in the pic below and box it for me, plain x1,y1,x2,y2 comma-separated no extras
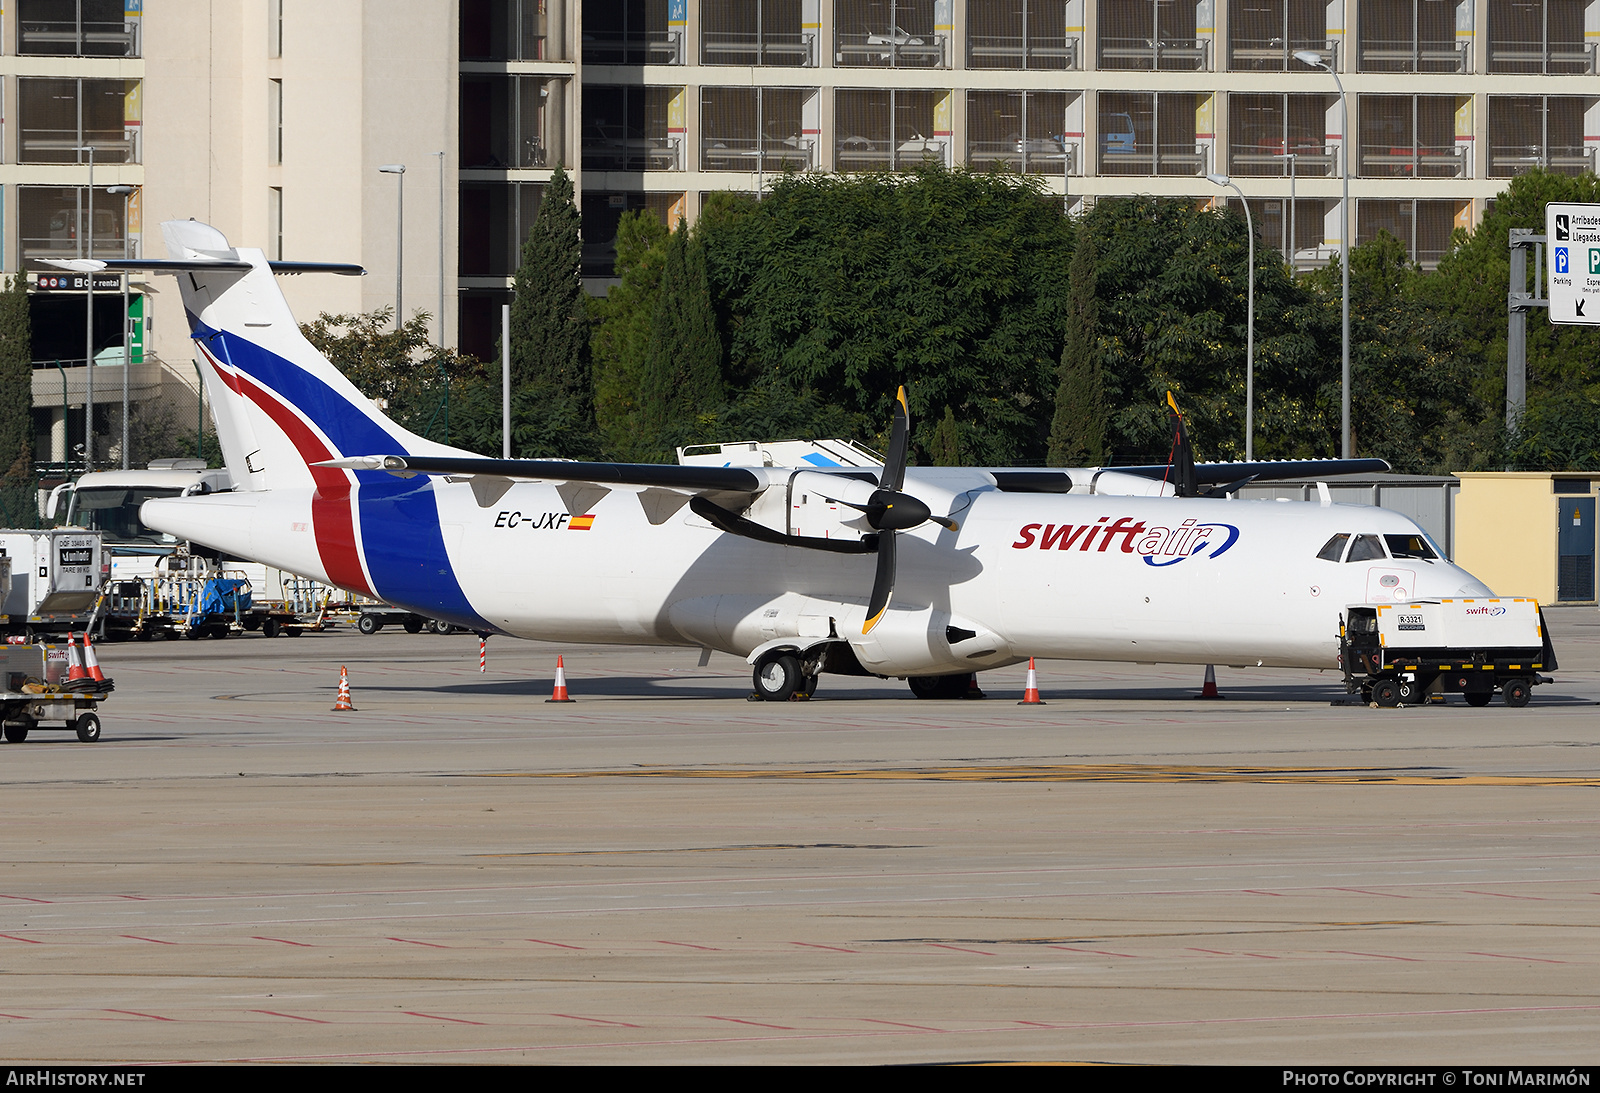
354,602,460,635
1339,599,1556,708
0,642,110,742
0,529,107,639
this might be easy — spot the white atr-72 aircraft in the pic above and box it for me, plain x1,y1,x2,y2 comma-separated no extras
54,221,1498,700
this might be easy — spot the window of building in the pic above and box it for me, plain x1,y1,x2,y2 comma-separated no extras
1358,96,1464,178
582,0,680,65
1097,92,1207,176
1229,93,1335,177
270,187,284,261
1488,97,1591,177
836,89,947,171
1488,0,1592,73
18,78,140,165
1357,0,1465,73
701,87,817,173
967,0,1079,70
703,0,817,66
583,86,683,172
967,91,1076,176
18,0,140,58
1228,0,1330,70
19,185,127,262
462,0,554,61
1229,196,1331,266
1098,0,1208,71
835,0,947,68
461,75,555,169
269,80,283,166
458,181,545,277
268,0,283,58
1357,199,1462,269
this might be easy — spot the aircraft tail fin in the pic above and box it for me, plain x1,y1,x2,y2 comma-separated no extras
156,219,466,494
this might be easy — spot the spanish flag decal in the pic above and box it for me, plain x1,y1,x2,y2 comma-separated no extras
569,514,596,531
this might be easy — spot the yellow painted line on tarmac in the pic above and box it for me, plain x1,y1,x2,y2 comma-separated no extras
478,765,1600,787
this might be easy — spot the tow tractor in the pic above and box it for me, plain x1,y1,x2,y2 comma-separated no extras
1340,599,1557,708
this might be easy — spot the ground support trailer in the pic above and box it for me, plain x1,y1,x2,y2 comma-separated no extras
354,601,462,635
0,530,108,640
1340,599,1556,708
0,643,109,743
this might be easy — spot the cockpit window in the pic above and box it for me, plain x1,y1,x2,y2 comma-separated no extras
1384,534,1437,560
1346,534,1387,562
1316,533,1349,562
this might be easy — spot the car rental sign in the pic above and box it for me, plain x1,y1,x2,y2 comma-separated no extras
1547,202,1600,325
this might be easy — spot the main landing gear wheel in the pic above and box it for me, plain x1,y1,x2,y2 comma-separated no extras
909,673,970,700
1397,679,1422,705
1464,691,1493,708
357,614,380,635
429,620,455,635
1371,679,1401,708
74,713,101,743
753,653,802,702
1502,677,1532,708
799,673,819,699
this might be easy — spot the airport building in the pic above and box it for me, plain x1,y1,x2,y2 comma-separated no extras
0,1,1596,468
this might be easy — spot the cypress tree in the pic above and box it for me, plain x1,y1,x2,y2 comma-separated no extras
0,274,34,478
1047,228,1105,467
639,218,724,455
508,164,593,456
930,406,962,466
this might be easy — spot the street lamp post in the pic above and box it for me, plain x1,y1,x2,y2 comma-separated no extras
434,150,446,351
1208,174,1255,461
108,185,137,469
1295,50,1351,459
379,164,406,331
80,145,96,471
1276,151,1297,265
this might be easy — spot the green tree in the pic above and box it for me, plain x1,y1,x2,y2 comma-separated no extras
1302,232,1476,474
1416,169,1600,469
591,210,671,460
301,308,486,447
508,164,595,457
701,165,1074,465
0,274,33,476
1082,197,1337,464
1047,226,1104,466
638,219,725,458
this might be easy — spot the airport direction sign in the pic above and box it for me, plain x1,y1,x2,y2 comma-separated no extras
1546,202,1600,325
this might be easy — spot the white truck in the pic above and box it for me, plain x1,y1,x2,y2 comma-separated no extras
1340,598,1556,708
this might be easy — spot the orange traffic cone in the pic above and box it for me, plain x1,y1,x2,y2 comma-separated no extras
81,631,106,683
546,655,575,703
1018,658,1045,705
1198,664,1222,699
65,633,89,683
332,665,356,711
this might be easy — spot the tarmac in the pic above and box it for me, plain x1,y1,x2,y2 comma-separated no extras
2,609,1599,1065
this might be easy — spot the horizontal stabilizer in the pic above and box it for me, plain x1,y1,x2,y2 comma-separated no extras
1114,457,1391,486
38,258,362,276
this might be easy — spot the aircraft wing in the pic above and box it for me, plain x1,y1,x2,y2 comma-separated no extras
1112,457,1391,485
316,454,770,493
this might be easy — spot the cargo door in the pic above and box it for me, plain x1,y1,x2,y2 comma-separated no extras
1557,497,1595,602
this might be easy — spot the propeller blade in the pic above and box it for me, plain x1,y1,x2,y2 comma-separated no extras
881,386,910,492
863,529,896,634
